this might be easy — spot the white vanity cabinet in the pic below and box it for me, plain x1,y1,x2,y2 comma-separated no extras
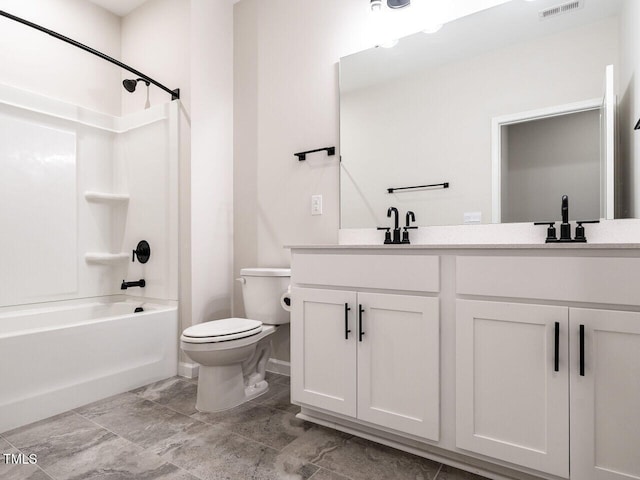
356,292,439,440
291,248,640,480
290,288,357,417
456,256,640,480
570,308,640,480
455,300,570,478
290,253,441,442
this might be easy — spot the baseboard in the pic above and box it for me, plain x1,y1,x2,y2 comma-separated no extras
178,361,199,379
266,358,290,376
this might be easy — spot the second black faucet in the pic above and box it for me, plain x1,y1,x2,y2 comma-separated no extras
534,195,600,243
380,207,417,244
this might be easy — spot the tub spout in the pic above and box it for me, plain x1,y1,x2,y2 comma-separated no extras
121,279,146,290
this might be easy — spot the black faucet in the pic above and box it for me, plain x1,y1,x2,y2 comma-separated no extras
560,195,571,241
402,211,417,244
121,279,146,290
387,207,401,244
534,195,600,243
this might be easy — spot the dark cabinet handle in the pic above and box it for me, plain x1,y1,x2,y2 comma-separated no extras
579,324,585,376
554,322,560,372
344,303,351,339
358,305,365,342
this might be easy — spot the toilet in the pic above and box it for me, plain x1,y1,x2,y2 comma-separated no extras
180,267,290,412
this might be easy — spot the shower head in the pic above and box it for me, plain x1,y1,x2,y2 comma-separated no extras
123,78,152,109
122,78,150,93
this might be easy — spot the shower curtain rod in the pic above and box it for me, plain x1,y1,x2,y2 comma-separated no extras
0,10,180,100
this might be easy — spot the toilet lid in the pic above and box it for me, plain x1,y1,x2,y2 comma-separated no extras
182,318,262,342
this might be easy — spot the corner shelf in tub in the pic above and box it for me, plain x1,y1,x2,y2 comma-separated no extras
85,253,129,265
84,191,130,204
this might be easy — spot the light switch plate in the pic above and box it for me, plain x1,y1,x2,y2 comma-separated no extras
311,195,323,215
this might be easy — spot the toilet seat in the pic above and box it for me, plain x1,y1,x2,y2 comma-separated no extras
182,318,263,343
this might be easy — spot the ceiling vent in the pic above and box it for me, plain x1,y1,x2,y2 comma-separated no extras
539,0,584,20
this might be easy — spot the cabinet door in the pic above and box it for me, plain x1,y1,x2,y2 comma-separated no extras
456,300,569,478
290,287,357,417
570,309,640,480
357,293,440,441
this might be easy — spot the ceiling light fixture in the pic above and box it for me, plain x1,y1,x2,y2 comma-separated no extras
387,0,410,8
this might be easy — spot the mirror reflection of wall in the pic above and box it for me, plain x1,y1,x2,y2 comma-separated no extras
501,110,600,224
340,0,639,229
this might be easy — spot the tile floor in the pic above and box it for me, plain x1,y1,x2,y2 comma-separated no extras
1,373,490,480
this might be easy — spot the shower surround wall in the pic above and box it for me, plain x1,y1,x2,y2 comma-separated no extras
0,84,179,308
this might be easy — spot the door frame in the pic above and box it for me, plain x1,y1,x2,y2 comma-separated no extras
491,98,601,223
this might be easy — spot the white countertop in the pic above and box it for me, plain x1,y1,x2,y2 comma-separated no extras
286,243,640,250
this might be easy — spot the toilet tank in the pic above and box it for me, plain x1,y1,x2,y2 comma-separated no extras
240,268,290,325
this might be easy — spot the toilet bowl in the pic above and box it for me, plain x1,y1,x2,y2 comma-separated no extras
180,267,290,412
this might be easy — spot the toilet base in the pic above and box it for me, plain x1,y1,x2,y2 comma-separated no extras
191,335,273,413
195,366,270,412
196,363,244,412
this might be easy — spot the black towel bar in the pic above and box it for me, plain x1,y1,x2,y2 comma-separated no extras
295,147,335,161
387,182,449,194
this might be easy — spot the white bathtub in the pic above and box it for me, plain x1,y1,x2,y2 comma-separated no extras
0,297,178,433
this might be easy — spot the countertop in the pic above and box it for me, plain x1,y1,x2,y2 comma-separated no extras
286,243,640,250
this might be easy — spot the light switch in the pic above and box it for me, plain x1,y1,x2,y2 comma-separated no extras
311,195,323,215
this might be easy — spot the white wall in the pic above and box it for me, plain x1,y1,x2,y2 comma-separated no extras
0,0,121,115
340,18,619,228
190,0,234,329
120,0,189,116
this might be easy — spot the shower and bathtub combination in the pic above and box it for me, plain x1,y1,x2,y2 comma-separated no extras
0,11,181,434
0,298,177,433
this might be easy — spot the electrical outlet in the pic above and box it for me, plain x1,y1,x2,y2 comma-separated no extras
464,212,482,224
311,195,323,215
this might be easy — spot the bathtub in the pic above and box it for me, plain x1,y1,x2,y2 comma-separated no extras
0,297,178,433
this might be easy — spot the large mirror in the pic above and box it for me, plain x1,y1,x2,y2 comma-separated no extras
340,0,639,228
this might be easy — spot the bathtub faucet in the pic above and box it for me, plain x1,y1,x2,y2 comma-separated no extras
121,279,146,290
